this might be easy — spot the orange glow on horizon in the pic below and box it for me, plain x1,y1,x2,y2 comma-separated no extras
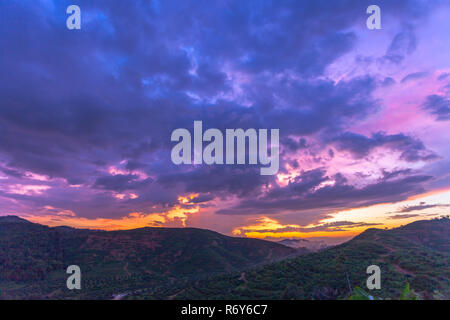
243,230,360,239
13,188,450,239
24,205,200,231
232,189,450,240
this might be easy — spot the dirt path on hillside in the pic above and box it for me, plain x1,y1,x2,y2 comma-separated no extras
168,289,185,300
375,235,416,277
393,264,415,276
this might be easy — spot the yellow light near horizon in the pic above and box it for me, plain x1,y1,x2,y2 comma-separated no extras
25,204,200,231
233,188,450,240
320,188,450,229
244,230,358,239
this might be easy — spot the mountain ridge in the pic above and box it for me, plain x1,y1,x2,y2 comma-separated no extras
0,215,32,224
141,217,449,300
0,216,448,299
0,215,297,299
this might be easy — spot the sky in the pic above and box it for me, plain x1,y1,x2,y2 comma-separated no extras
0,0,449,244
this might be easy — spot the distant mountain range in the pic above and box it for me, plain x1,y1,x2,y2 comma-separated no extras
0,216,448,299
277,238,329,251
278,238,309,247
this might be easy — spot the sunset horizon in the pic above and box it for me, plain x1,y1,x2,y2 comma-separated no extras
0,0,449,303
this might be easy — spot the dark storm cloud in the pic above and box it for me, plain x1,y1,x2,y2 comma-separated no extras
262,75,379,135
381,77,396,87
382,25,417,65
93,174,153,192
381,168,413,180
388,213,437,220
401,71,429,83
217,169,433,215
0,166,25,179
282,138,308,152
266,168,329,200
159,165,273,198
437,73,450,81
388,214,421,219
0,0,441,218
395,203,450,213
189,194,215,204
331,131,438,162
422,94,450,121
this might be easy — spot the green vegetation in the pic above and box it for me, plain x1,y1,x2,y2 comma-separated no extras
348,283,420,300
0,216,294,299
0,216,448,300
130,217,449,300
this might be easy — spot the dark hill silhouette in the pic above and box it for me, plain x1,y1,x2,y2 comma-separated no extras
0,215,31,223
0,216,295,299
147,217,449,300
0,216,448,299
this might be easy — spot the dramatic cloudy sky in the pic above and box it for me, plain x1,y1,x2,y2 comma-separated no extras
0,0,449,242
